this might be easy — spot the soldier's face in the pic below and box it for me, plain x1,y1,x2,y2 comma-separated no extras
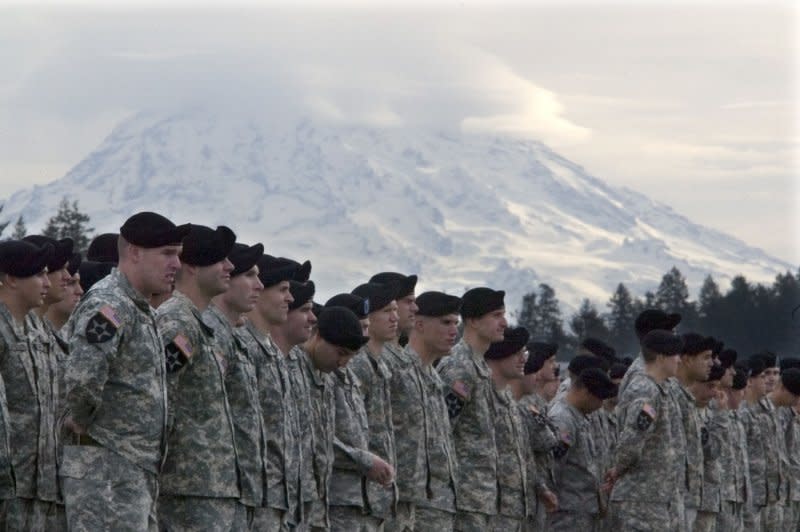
140,245,182,295
540,356,558,381
420,314,459,357
196,259,234,297
763,367,780,393
661,354,680,378
257,281,293,325
495,349,527,380
50,272,83,316
360,317,370,336
396,294,418,337
472,308,507,343
45,265,71,304
682,350,713,382
283,302,317,346
727,388,745,409
722,366,735,388
223,266,263,314
748,374,768,397
368,301,398,343
311,336,356,373
15,269,51,310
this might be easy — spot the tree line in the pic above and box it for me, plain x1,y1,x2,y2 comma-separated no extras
0,196,94,253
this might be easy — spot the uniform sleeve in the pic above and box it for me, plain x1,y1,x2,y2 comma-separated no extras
551,410,576,462
612,387,660,474
437,358,474,424
333,436,374,474
347,354,372,403
65,297,126,428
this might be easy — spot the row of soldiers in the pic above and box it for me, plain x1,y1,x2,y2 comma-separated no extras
0,209,798,531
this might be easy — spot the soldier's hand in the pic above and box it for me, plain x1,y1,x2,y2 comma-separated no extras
538,489,558,513
366,454,395,487
63,416,87,435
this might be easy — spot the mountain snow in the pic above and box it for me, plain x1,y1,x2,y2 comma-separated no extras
1,108,791,313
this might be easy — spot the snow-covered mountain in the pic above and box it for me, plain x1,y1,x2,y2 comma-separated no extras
1,108,791,311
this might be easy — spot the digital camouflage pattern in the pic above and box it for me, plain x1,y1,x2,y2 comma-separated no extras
285,345,314,522
0,372,13,503
715,408,750,532
491,386,526,524
739,399,766,529
781,406,800,531
517,392,557,530
666,379,704,512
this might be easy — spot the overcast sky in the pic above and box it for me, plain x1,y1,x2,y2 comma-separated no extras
1,1,797,264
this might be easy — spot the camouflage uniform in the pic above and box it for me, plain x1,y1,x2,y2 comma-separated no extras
756,396,787,531
286,346,315,528
348,346,398,523
517,392,558,531
489,386,527,532
781,406,800,531
437,339,498,530
547,398,601,532
156,291,244,531
329,366,380,531
0,310,16,522
296,348,336,530
616,354,644,398
666,379,703,530
62,269,166,531
740,400,767,530
591,407,617,532
609,372,682,531
695,406,723,532
239,322,302,530
203,305,266,514
716,408,750,532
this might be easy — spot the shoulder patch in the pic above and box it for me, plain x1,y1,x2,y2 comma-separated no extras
165,333,193,373
451,379,470,400
445,391,466,420
636,402,656,431
85,306,121,344
553,432,571,459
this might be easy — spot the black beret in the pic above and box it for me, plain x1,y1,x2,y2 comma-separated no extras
635,309,681,338
706,364,726,382
416,291,461,317
781,368,800,396
0,240,54,278
87,233,119,263
257,255,301,288
294,260,312,283
554,365,561,378
311,302,323,319
579,368,618,400
780,358,800,372
120,212,191,249
748,355,766,378
642,330,684,357
609,363,628,380
352,282,400,313
718,349,738,369
568,354,609,375
229,243,264,277
66,252,82,276
317,307,369,351
732,368,748,390
78,260,114,292
524,341,558,375
759,351,778,369
180,225,236,267
289,280,315,311
461,287,505,319
581,337,616,362
485,326,529,360
710,337,725,357
325,293,370,319
681,333,716,356
23,235,74,272
369,272,418,299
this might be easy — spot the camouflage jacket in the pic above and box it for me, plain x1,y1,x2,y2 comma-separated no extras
718,409,750,505
610,372,681,503
65,269,167,473
617,353,645,398
756,396,788,503
330,366,373,509
492,386,527,519
517,392,558,501
667,379,704,509
698,406,723,512
436,339,498,515
239,322,301,514
589,407,617,484
157,291,239,498
0,305,24,499
740,400,768,507
203,305,266,508
781,407,800,502
286,345,314,511
549,398,600,515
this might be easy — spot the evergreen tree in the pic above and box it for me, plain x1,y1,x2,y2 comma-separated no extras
531,283,566,347
698,275,722,318
517,292,538,334
11,216,26,239
569,298,610,343
606,283,638,356
42,197,94,253
655,266,690,312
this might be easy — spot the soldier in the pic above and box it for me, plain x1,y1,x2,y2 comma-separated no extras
204,242,267,527
551,354,608,406
369,272,418,348
741,355,769,530
548,367,617,531
717,366,751,532
44,252,83,333
553,337,615,402
62,212,188,531
605,330,684,531
241,254,303,530
511,342,560,531
398,291,461,532
437,287,507,531
617,309,682,397
0,240,54,529
779,358,800,531
86,233,120,263
325,293,370,335
299,306,370,530
484,327,530,531
156,224,246,530
595,362,626,532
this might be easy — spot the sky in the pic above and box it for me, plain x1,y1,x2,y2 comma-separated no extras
0,1,797,264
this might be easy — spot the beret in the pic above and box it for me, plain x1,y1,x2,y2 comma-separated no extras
228,243,264,277
581,337,616,362
710,337,725,356
66,252,82,276
257,255,302,288
23,235,74,272
732,368,748,390
120,212,191,249
681,333,716,356
180,225,236,267
78,260,114,292
718,348,738,369
294,260,312,283
0,240,54,278
461,287,505,319
289,280,316,311
781,368,800,396
317,307,369,351
780,358,800,373
642,329,684,356
706,363,726,382
524,340,558,375
325,293,370,319
635,309,681,338
748,355,766,378
568,354,609,375
369,272,417,299
311,302,323,319
579,368,618,400
759,351,778,369
485,326,529,360
609,362,628,380
87,233,119,263
416,291,461,317
352,282,400,313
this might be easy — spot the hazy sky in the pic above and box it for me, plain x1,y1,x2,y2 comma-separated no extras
1,1,797,263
